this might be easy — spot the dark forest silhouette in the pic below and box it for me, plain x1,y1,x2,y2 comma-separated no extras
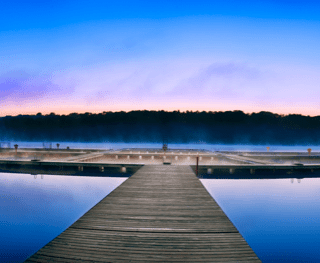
1,110,320,145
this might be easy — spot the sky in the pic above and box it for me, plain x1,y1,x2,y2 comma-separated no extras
1,0,320,116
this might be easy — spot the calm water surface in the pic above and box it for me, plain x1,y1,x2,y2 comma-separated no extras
0,173,126,262
2,174,319,262
201,178,320,262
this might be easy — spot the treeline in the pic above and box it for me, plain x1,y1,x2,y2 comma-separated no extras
0,110,320,145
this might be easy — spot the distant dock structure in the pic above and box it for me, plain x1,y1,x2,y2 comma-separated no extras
1,146,320,178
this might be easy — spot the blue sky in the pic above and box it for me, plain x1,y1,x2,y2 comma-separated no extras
1,0,320,116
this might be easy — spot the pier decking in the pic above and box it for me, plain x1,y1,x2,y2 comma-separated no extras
25,165,261,262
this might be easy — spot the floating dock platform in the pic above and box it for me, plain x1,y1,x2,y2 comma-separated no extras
1,147,320,178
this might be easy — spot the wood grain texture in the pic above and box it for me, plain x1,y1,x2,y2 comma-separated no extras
25,165,261,262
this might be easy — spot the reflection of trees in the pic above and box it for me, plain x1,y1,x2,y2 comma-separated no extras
291,178,302,184
1,110,320,144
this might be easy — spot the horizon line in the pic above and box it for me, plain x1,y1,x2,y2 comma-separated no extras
1,109,319,118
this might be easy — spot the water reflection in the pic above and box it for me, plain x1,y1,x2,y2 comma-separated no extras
201,177,320,262
0,172,126,263
290,178,303,184
32,174,44,180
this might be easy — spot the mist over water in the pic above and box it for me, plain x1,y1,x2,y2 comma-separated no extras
3,141,320,152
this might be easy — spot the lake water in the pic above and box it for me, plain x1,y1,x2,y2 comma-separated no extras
1,142,320,262
0,172,126,263
201,178,320,262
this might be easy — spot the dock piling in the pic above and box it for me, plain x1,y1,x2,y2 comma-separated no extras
196,156,199,176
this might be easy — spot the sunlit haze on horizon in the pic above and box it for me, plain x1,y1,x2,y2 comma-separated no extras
1,0,320,116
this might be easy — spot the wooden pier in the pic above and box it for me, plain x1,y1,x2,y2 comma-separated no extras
25,165,261,262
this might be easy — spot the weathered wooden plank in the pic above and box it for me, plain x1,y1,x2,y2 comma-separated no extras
25,165,261,262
